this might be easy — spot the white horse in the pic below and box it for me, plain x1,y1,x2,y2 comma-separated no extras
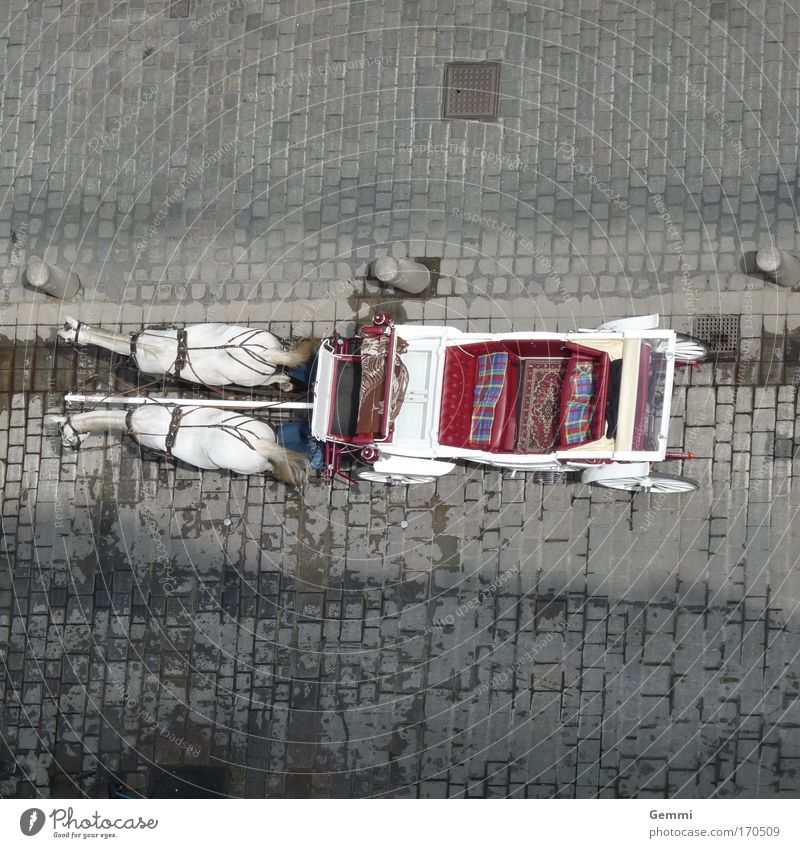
57,317,318,390
56,405,308,485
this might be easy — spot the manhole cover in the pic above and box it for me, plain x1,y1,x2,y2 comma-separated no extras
691,315,739,359
442,62,500,120
170,0,190,17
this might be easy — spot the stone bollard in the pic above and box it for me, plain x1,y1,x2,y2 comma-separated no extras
369,257,430,294
25,257,82,300
755,247,800,290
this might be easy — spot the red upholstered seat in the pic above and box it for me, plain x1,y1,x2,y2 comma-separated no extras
562,343,611,442
493,358,519,451
439,341,613,453
438,347,520,451
438,347,474,448
591,354,610,440
557,349,611,447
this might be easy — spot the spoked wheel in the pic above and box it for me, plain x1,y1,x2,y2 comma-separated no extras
358,471,437,486
675,334,712,363
594,473,699,494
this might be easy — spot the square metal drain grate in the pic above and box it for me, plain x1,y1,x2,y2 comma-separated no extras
170,0,190,17
692,315,739,359
442,62,500,120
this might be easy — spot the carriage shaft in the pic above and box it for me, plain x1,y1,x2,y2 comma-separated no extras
64,393,315,411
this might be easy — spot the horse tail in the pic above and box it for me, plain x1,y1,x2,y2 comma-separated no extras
253,439,310,486
264,336,320,369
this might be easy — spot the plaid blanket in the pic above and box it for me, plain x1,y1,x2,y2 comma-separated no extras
469,352,508,446
561,360,596,445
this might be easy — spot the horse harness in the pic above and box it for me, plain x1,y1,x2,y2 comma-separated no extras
202,328,293,379
172,328,189,377
163,406,184,458
131,328,190,379
126,405,184,460
127,405,268,462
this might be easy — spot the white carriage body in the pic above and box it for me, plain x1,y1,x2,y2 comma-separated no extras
311,316,680,482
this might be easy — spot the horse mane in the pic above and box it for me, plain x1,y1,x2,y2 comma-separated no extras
253,438,310,486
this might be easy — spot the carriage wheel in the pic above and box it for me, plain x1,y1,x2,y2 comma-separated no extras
593,473,699,494
674,334,712,363
358,471,437,486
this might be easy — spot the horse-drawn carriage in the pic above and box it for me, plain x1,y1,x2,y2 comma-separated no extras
58,313,709,494
311,313,707,493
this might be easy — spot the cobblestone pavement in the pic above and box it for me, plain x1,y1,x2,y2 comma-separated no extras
2,0,800,799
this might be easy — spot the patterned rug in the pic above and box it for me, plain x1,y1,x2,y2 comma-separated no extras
515,358,568,453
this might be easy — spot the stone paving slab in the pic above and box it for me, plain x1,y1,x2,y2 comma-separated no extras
2,0,800,313
3,0,800,801
1,311,800,798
